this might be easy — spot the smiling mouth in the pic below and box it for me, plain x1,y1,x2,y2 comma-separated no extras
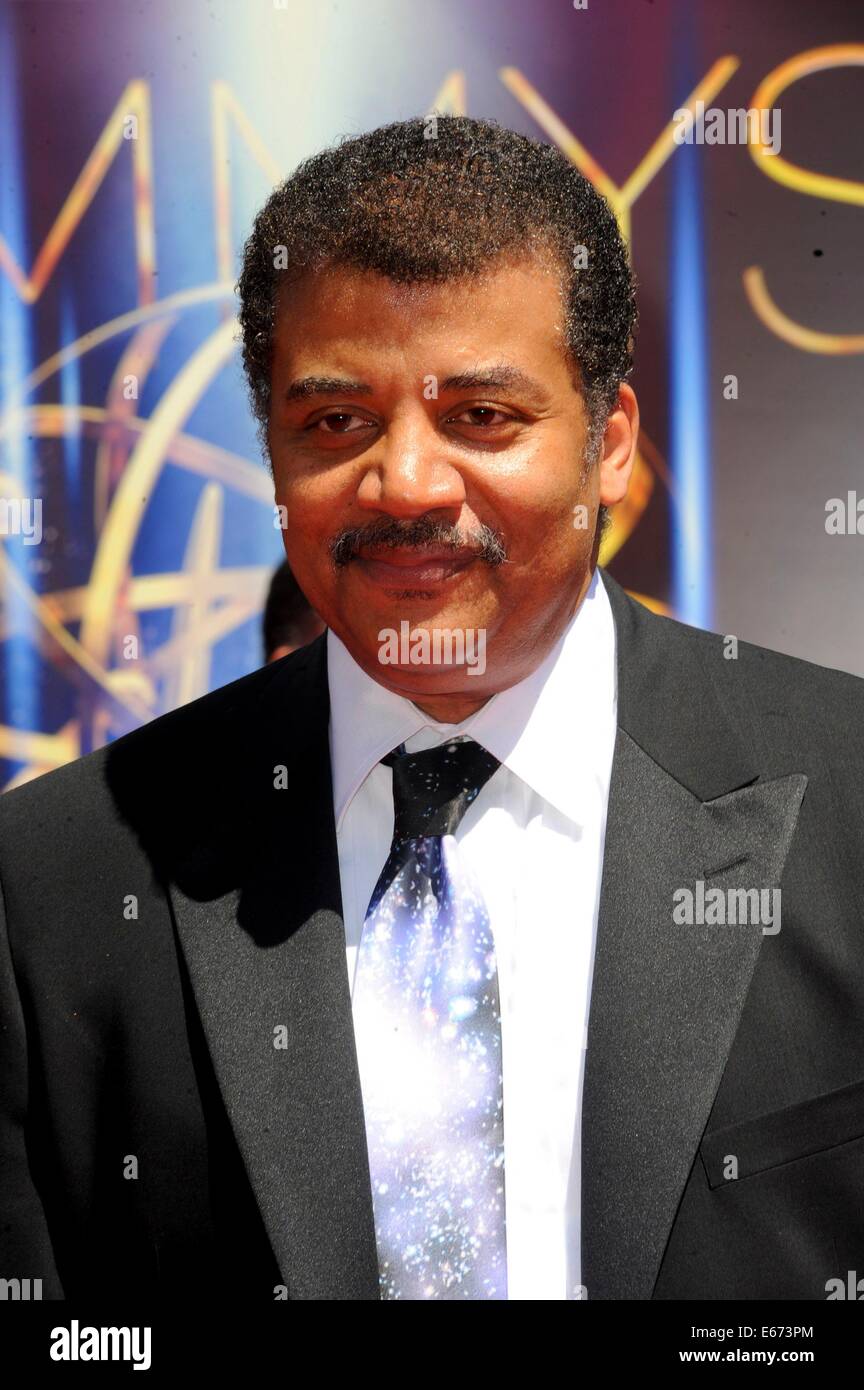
354,546,479,588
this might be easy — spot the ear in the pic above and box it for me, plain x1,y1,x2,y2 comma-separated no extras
598,384,639,506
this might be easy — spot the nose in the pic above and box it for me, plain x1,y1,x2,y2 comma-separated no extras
355,406,466,519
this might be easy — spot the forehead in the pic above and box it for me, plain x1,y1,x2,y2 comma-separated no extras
271,256,570,373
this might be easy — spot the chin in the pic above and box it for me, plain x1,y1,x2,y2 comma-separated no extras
375,665,493,699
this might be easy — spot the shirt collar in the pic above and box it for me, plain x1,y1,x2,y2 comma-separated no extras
328,566,618,830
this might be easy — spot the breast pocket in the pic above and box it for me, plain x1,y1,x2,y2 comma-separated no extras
700,1076,864,1190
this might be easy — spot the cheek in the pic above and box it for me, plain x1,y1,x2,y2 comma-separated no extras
274,471,332,539
276,443,360,504
494,454,594,567
272,488,328,596
280,534,332,623
489,454,588,547
503,430,587,503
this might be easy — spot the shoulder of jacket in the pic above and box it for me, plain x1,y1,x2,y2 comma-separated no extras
0,643,320,826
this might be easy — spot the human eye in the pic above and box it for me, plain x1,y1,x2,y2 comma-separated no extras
445,405,515,429
310,411,373,434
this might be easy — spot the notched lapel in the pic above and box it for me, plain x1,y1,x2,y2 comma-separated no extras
582,577,809,1300
582,735,806,1300
699,773,807,883
166,639,379,1300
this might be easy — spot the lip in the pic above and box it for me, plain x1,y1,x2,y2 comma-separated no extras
354,546,479,588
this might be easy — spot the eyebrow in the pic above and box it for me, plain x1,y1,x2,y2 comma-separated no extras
283,376,373,402
438,365,549,404
282,363,551,406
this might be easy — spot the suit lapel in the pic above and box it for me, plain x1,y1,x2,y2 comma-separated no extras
167,636,379,1299
582,575,807,1299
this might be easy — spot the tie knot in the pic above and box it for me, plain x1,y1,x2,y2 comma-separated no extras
382,738,500,838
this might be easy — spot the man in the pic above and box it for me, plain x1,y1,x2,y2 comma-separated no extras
2,116,863,1302
262,559,325,663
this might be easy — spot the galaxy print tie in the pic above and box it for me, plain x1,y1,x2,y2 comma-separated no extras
351,737,507,1300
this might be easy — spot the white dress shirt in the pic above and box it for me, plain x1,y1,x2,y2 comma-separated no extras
327,566,618,1300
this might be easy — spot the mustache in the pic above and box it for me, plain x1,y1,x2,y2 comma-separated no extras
329,516,508,568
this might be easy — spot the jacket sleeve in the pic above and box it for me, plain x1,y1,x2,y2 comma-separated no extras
0,868,64,1297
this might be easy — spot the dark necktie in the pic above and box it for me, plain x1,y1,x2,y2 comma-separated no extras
351,737,507,1299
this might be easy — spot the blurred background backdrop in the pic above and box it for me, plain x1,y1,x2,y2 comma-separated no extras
1,0,862,789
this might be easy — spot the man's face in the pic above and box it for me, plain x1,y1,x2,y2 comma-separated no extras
267,254,635,713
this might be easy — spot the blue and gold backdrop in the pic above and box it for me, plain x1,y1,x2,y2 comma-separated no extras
1,0,862,790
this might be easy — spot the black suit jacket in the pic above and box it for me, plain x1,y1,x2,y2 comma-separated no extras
2,572,864,1300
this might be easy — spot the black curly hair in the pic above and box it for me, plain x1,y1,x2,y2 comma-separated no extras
236,114,638,474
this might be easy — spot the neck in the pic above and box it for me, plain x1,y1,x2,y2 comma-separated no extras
405,569,597,724
409,690,495,724
342,567,598,726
